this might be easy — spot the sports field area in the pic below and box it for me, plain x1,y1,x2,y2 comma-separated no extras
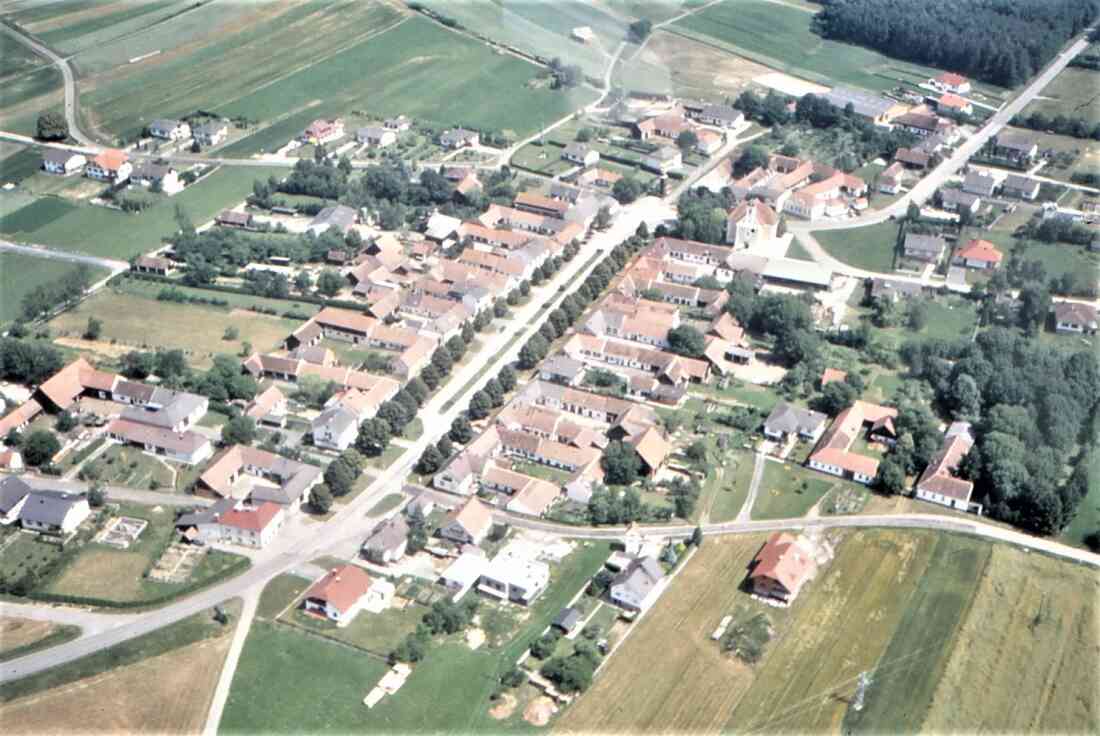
672,0,960,94
0,166,275,259
557,529,1099,734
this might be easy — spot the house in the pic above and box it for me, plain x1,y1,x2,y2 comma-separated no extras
302,565,376,625
214,501,285,548
869,277,926,302
439,549,487,599
562,142,599,167
479,544,550,605
576,167,622,189
443,166,482,198
820,368,847,387
953,238,1003,269
131,162,183,194
903,233,947,263
746,532,816,604
937,93,972,115
878,162,904,194
991,130,1038,163
307,205,358,235
930,72,971,95
148,119,191,141
914,422,981,513
198,445,321,512
1001,174,1040,201
0,476,32,524
245,385,288,427
42,149,86,175
643,146,682,174
630,426,672,475
938,188,981,215
438,497,494,545
216,210,253,229
105,419,213,465
637,113,692,141
357,126,397,147
515,191,570,219
504,476,561,517
19,490,90,535
193,120,229,146
763,403,828,442
384,115,412,131
0,450,24,473
424,211,461,242
821,86,908,124
695,128,723,155
539,354,585,386
571,26,596,43
1053,302,1099,334
132,255,174,276
697,104,744,128
609,556,664,613
894,111,954,139
363,516,410,564
85,149,131,183
726,199,778,249
553,607,582,634
895,148,931,170
439,128,479,149
962,171,997,197
807,401,898,484
301,119,344,145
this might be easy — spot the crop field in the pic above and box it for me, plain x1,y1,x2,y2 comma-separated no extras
672,0,950,94
419,0,621,79
0,251,109,326
0,166,274,259
593,0,690,25
1023,67,1100,127
49,286,299,369
0,29,62,136
557,530,1051,734
812,221,899,273
616,29,772,99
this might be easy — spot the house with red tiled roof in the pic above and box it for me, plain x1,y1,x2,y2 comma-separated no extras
85,149,131,183
937,93,972,115
302,565,376,625
929,72,971,95
214,501,284,548
807,401,898,484
820,368,847,387
747,532,817,603
726,199,778,249
300,119,344,145
438,497,494,545
35,358,120,411
953,239,1003,269
914,422,981,514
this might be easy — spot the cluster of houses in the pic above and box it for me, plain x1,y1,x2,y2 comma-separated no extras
607,97,749,174
42,147,187,194
728,152,871,223
901,233,1005,271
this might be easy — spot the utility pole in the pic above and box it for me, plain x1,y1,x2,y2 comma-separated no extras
852,671,872,712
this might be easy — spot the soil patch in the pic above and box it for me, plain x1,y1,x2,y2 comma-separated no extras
524,695,558,727
489,692,517,720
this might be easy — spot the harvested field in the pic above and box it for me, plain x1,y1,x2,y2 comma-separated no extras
616,30,772,99
0,618,57,656
0,624,231,734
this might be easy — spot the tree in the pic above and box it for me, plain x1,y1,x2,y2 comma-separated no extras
530,630,562,659
498,365,517,393
121,350,157,379
629,18,652,42
294,271,313,293
222,416,256,446
666,325,706,358
55,410,77,433
733,145,768,177
612,176,643,204
416,444,444,475
601,441,642,485
310,484,333,513
223,326,239,341
316,269,344,297
84,317,103,341
437,434,454,458
22,430,60,467
467,390,492,420
814,381,858,416
676,130,699,153
691,526,704,547
356,417,392,457
36,112,68,141
324,458,356,497
877,456,907,494
88,483,106,508
431,346,454,375
595,205,613,230
450,415,473,444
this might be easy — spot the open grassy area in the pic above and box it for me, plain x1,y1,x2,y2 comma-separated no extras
673,0,955,94
1022,67,1100,127
0,251,109,326
256,573,312,621
870,296,980,347
701,448,755,523
366,493,406,517
0,600,238,704
0,618,81,663
615,28,771,99
1060,428,1100,550
282,603,422,658
751,461,837,520
90,444,175,491
813,222,899,273
1,167,279,259
48,284,299,369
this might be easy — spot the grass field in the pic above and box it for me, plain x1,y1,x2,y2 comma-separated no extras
366,493,406,517
673,0,951,93
1,166,277,259
282,603,421,657
0,600,238,704
49,285,299,369
91,444,175,490
1060,428,1100,550
870,297,979,347
256,573,312,621
700,448,755,523
980,231,1100,287
1022,67,1100,127
813,222,899,273
0,251,109,326
0,618,80,663
0,29,63,136
751,461,836,519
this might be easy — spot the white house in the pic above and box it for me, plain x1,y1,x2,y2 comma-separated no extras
42,150,86,175
357,126,397,147
562,142,599,167
609,556,664,613
85,149,131,184
193,120,229,146
19,490,90,535
643,146,682,174
478,544,550,605
1053,302,1099,334
302,564,377,626
149,119,191,141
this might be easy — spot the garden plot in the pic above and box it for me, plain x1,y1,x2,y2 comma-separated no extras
148,543,205,584
94,515,148,549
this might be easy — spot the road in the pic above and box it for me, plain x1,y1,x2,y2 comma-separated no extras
0,239,127,273
201,586,260,736
0,23,93,147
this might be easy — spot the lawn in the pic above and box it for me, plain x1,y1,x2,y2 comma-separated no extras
0,251,109,326
510,142,577,176
255,573,312,621
0,600,238,704
1022,67,1100,127
673,0,956,94
48,285,299,369
1,167,279,259
90,444,175,491
784,236,816,262
1060,427,1100,550
0,618,81,664
813,221,899,273
750,461,836,520
700,448,755,523
366,493,406,517
281,604,422,658
987,234,1100,289
511,460,574,486
0,529,66,586
0,146,46,184
117,276,319,316
871,296,980,347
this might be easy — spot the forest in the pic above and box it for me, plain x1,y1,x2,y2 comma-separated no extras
813,0,1100,87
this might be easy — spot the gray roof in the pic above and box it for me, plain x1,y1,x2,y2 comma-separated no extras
945,421,974,441
365,516,410,553
194,120,227,135
1003,174,1039,192
313,405,359,438
440,128,478,145
904,233,946,257
553,606,582,631
564,142,593,158
43,149,82,166
540,354,585,380
822,87,896,119
940,188,980,208
764,402,827,436
870,278,925,300
995,130,1037,152
150,118,184,130
761,257,833,288
549,182,582,203
310,205,357,230
132,162,174,181
612,556,664,598
700,103,742,123
962,171,996,196
120,390,206,430
0,475,32,515
176,498,237,527
19,490,85,527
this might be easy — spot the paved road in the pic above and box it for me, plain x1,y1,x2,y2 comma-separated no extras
19,474,210,508
0,601,123,636
0,24,93,147
0,239,127,273
201,586,260,736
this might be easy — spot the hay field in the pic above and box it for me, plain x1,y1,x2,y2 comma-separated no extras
615,30,772,99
